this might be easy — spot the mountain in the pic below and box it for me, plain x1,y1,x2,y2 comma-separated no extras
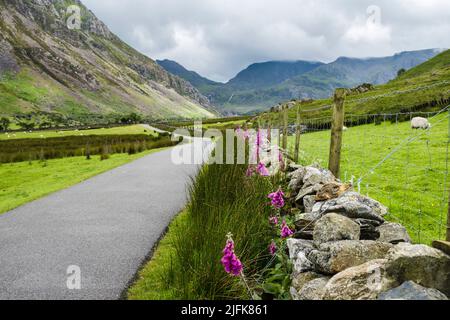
277,48,445,98
259,49,450,123
156,59,220,90
158,49,443,115
0,0,215,121
226,60,324,90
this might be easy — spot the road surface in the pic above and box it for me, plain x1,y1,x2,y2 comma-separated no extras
0,139,211,300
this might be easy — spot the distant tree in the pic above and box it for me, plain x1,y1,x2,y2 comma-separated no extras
0,117,10,131
120,113,142,124
397,68,406,77
17,119,36,131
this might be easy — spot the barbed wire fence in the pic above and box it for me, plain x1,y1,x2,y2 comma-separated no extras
279,98,450,245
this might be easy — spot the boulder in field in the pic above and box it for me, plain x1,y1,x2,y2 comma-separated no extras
313,213,361,246
308,240,393,274
378,281,448,300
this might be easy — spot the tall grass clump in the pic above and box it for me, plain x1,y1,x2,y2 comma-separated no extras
130,138,284,300
0,134,178,163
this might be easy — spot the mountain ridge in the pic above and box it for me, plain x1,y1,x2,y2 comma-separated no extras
158,49,443,115
0,0,215,121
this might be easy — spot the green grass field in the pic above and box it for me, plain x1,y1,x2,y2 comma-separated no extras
287,114,449,244
0,124,157,140
0,147,167,214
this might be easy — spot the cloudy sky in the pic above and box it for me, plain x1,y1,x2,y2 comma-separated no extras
83,0,450,82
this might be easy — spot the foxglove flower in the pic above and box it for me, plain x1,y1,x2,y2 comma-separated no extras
246,165,255,177
268,188,285,209
221,233,243,276
269,241,277,256
235,126,242,137
281,220,294,238
278,150,285,171
257,162,270,176
269,215,279,226
243,129,250,140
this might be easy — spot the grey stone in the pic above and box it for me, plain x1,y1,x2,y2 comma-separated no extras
378,281,448,300
313,213,361,246
323,259,397,300
295,184,323,202
294,213,316,232
287,239,315,274
385,243,450,295
311,192,386,223
303,195,316,213
292,271,326,292
287,238,314,259
357,218,382,240
308,240,393,274
293,251,315,274
377,223,411,244
298,277,330,300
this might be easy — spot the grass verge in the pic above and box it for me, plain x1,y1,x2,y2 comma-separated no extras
128,156,283,300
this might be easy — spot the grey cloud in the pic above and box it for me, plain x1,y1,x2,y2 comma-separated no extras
82,0,450,82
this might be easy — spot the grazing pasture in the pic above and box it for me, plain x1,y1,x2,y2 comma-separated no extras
287,113,449,244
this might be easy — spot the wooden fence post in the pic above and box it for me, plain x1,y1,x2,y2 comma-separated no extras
328,88,347,179
278,105,283,147
282,106,288,150
294,105,301,163
447,107,450,242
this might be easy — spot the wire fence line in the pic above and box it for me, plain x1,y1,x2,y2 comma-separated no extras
280,104,450,244
298,80,450,113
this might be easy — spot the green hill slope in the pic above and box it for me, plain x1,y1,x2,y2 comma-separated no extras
0,0,215,121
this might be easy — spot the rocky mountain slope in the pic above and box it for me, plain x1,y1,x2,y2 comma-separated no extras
159,49,443,114
0,0,215,120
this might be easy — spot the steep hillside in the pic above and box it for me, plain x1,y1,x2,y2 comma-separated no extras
156,59,220,90
0,0,215,121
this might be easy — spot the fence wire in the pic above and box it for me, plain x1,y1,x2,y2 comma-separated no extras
283,106,450,244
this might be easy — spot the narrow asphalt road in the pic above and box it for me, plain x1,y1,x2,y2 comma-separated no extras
0,139,211,300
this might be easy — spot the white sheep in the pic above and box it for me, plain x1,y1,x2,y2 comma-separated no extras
411,117,431,130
